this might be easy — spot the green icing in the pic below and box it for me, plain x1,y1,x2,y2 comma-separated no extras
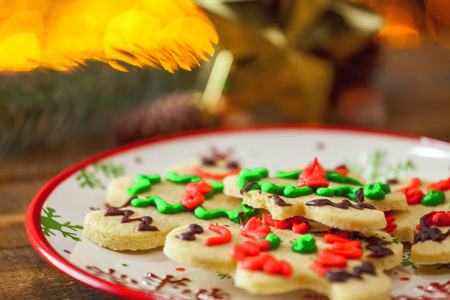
292,234,317,254
281,185,314,198
264,233,281,250
259,181,285,194
325,171,363,186
364,181,390,200
316,187,334,197
274,169,363,186
332,185,359,196
204,182,224,199
421,190,446,206
237,168,269,189
238,168,313,198
131,193,255,223
315,185,361,200
165,171,201,184
131,196,188,214
127,174,161,196
193,206,241,223
241,202,259,217
274,170,301,179
250,182,313,198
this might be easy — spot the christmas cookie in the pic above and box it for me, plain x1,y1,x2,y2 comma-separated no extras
223,159,407,231
383,177,450,243
84,173,257,250
410,211,450,264
168,147,241,183
163,218,402,299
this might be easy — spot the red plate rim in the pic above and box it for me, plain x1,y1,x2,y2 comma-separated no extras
25,125,449,299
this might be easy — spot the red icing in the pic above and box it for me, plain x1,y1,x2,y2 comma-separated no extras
204,224,231,246
398,178,424,205
240,217,271,240
297,158,329,189
262,214,291,229
309,261,328,276
318,248,347,267
181,180,213,210
240,241,261,256
383,214,398,233
299,158,327,179
292,223,309,234
427,176,450,192
240,254,292,277
190,166,241,180
185,180,212,194
334,166,349,176
230,240,270,260
416,212,436,231
432,211,450,226
277,261,293,277
310,234,364,277
262,214,310,234
400,277,410,281
331,243,363,259
230,245,246,260
416,211,450,230
230,244,292,277
296,173,329,189
229,231,292,277
323,234,361,248
384,223,397,233
256,239,271,251
181,191,204,210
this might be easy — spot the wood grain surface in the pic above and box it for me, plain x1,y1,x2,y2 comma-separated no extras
1,45,449,300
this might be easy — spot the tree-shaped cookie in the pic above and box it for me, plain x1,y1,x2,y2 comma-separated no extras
164,217,403,300
84,173,257,250
223,158,407,231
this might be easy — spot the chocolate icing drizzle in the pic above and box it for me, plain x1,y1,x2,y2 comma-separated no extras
119,196,138,208
240,182,258,195
365,236,393,258
305,199,375,210
386,178,399,185
334,164,347,170
177,224,204,241
269,194,292,206
325,262,376,282
414,212,450,244
354,188,366,209
201,148,239,169
104,207,158,231
226,161,239,169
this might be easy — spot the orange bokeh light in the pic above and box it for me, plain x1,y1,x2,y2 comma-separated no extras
376,4,422,49
426,0,450,25
0,0,218,72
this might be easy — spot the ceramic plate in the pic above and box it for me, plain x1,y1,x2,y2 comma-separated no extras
27,126,450,300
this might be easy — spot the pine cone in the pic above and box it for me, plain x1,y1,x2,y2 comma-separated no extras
113,91,205,144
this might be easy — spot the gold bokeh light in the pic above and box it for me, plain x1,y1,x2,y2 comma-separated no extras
0,0,218,72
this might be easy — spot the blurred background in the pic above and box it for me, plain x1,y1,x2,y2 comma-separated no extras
0,0,449,158
0,1,449,298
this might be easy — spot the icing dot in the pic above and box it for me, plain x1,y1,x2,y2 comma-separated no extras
400,277,410,281
292,234,317,254
187,224,204,234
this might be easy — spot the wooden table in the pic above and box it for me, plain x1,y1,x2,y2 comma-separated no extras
1,45,449,299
